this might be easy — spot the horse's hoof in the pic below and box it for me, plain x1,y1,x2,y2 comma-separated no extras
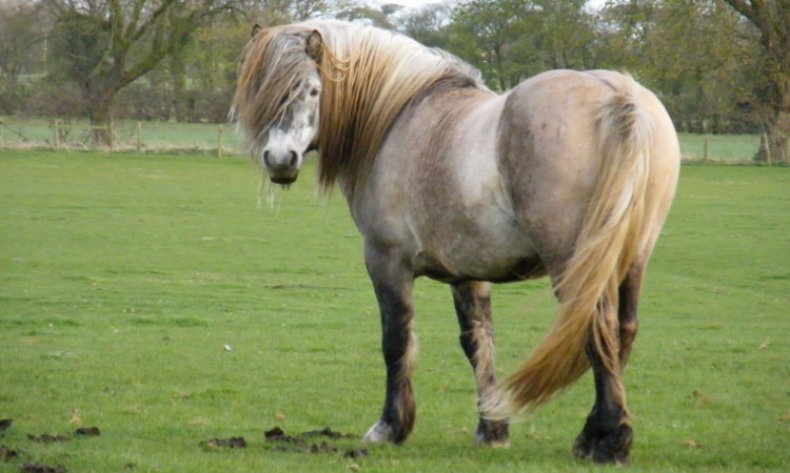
362,421,394,444
572,424,632,464
474,420,510,448
476,436,510,448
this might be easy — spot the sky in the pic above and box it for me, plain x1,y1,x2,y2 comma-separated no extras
376,0,608,10
384,0,442,6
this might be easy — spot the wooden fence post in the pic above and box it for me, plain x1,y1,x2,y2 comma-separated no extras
108,120,115,152
703,135,709,162
0,119,4,147
217,124,224,159
53,119,60,149
136,121,142,152
763,132,772,167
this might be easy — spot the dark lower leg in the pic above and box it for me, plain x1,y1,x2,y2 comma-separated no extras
368,284,416,444
381,312,416,443
618,265,643,367
573,338,632,463
573,267,642,461
452,281,509,446
363,246,417,445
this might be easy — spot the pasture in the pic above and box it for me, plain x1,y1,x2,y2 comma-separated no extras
0,117,763,163
0,150,788,472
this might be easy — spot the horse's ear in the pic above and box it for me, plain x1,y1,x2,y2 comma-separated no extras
251,24,261,38
305,29,323,61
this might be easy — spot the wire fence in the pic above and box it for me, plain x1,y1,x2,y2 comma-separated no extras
0,118,244,157
0,117,767,164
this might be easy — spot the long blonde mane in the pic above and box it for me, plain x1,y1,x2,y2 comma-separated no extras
232,20,485,195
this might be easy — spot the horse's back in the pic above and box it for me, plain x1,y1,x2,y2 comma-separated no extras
497,69,680,273
358,87,539,281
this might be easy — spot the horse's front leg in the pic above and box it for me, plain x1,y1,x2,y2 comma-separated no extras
451,281,510,447
362,243,416,445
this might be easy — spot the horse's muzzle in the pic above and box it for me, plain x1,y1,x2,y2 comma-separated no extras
263,149,300,185
269,174,298,185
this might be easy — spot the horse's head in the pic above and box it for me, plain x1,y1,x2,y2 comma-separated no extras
233,27,324,185
260,61,321,185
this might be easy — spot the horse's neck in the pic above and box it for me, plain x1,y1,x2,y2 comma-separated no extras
414,86,501,146
330,80,498,201
358,86,503,190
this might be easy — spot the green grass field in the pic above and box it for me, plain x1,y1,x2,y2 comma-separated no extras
1,150,788,472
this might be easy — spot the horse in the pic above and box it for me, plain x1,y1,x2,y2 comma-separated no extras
232,20,680,464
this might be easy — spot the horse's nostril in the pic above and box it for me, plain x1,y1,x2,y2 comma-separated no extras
289,150,298,167
263,150,272,168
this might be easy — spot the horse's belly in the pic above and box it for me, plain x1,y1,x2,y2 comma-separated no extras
420,253,546,284
413,214,544,283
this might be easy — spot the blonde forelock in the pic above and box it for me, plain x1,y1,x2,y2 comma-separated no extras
233,21,484,194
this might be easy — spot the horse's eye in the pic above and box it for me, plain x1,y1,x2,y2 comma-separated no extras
309,88,319,97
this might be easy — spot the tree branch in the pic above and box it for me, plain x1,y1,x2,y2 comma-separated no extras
130,0,178,43
723,0,755,22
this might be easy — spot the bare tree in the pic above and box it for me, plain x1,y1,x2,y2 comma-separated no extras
0,2,46,86
0,1,49,115
722,0,789,163
45,0,239,145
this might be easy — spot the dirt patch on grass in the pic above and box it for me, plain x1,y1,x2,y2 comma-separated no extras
264,426,355,444
0,419,11,435
26,427,101,444
200,436,248,450
73,427,100,437
344,447,369,459
26,434,70,444
203,426,368,459
0,420,101,472
20,464,67,473
262,426,366,458
1,445,21,461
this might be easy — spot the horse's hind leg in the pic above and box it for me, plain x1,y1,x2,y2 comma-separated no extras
451,281,509,447
572,337,632,464
572,265,643,463
362,244,417,445
618,265,643,368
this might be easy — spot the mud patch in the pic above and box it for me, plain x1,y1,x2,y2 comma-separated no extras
26,434,70,444
20,464,67,473
1,445,20,461
202,426,367,458
263,427,297,444
264,426,355,445
310,441,338,454
0,419,11,435
200,437,247,450
262,426,366,458
0,425,102,470
298,427,356,441
27,427,101,443
344,448,369,459
73,427,100,437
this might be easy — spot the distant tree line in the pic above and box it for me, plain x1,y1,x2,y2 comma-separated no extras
0,0,786,162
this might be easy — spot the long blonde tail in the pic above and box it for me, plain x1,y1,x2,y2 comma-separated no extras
487,78,654,418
